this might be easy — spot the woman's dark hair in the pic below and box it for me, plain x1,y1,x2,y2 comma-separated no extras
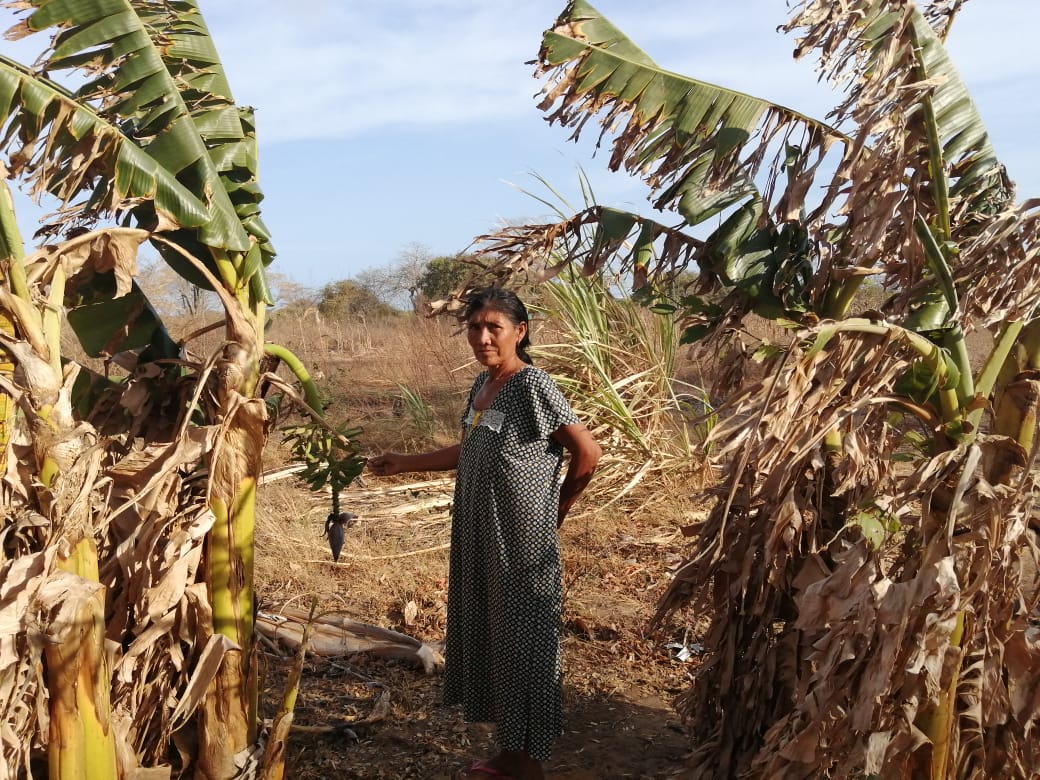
463,287,533,364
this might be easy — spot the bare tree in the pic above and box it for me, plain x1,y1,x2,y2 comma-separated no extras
353,242,432,311
136,255,218,319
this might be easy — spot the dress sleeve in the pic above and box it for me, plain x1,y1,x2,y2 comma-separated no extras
525,368,580,440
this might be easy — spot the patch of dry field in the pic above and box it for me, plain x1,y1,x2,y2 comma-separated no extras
254,468,708,779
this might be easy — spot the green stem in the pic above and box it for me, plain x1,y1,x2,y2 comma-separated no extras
920,610,965,780
913,217,959,318
822,428,842,453
210,246,241,295
0,180,33,306
819,318,971,441
992,320,1040,458
44,265,66,375
822,275,866,321
819,319,947,372
904,32,981,751
263,342,325,414
1016,320,1040,370
0,181,26,265
940,325,974,407
49,538,119,780
967,320,1025,434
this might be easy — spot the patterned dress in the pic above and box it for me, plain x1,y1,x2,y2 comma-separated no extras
444,365,579,760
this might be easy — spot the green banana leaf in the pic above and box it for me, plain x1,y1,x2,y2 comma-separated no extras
66,275,179,362
484,1,1011,335
536,0,846,228
3,0,275,298
837,5,1004,217
0,56,210,232
465,0,841,326
784,1,1009,301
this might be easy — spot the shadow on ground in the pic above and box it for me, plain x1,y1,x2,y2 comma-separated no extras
273,654,691,779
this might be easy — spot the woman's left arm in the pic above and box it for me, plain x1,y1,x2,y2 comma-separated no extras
551,423,602,528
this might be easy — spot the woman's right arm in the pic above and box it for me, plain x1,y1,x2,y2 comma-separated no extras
368,443,461,477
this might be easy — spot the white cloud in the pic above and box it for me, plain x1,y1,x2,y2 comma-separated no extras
206,1,554,142
207,1,779,143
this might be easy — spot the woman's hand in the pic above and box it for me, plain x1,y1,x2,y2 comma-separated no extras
551,423,602,527
368,452,406,477
368,444,462,477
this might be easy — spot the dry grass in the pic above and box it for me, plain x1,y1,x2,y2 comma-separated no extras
267,309,473,451
251,309,711,778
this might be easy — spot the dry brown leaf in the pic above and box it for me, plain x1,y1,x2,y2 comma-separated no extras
403,600,418,626
168,634,236,731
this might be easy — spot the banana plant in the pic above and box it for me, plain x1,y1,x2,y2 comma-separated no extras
462,1,1040,776
0,2,354,777
273,353,366,531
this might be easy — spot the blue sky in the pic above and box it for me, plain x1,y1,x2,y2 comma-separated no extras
4,1,1039,290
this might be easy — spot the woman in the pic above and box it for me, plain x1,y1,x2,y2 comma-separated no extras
368,287,601,780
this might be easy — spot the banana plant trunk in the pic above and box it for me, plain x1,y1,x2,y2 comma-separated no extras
991,320,1040,478
195,342,267,780
2,182,118,778
0,182,20,474
47,539,118,780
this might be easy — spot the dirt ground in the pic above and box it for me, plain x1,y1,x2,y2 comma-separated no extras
254,471,708,779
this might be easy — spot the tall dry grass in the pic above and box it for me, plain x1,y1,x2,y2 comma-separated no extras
264,283,709,499
533,276,712,500
263,309,472,454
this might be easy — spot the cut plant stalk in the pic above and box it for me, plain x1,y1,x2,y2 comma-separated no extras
258,598,319,780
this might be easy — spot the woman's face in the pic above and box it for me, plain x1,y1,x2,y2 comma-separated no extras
466,306,527,369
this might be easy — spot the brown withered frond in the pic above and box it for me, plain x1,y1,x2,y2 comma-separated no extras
654,318,1040,777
